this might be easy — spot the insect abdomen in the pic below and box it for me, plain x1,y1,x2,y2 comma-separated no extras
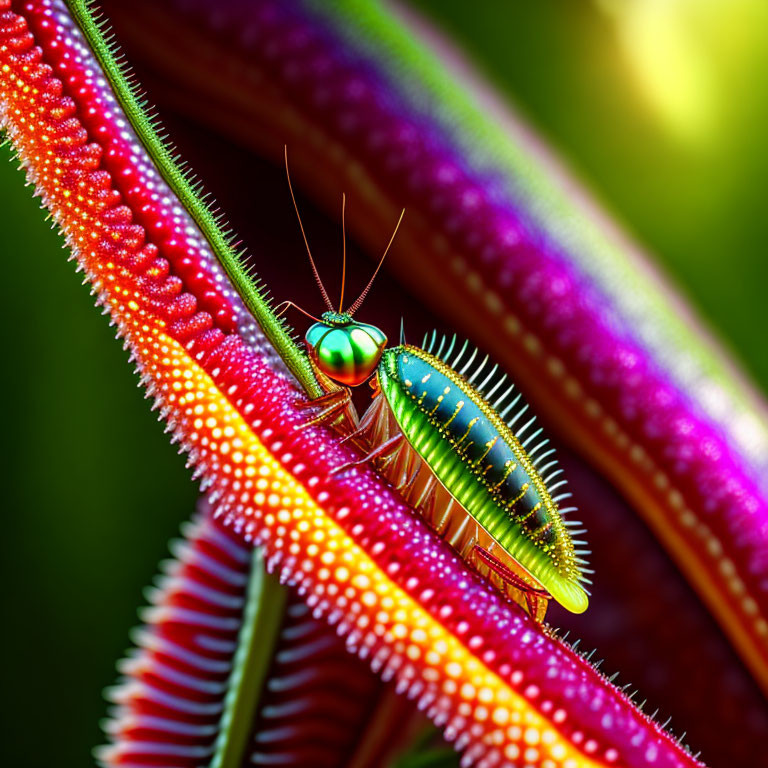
377,344,588,614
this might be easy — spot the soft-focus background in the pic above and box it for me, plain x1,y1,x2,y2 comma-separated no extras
2,1,767,764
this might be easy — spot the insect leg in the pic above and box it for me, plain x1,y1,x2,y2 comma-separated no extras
525,591,542,620
473,545,548,620
397,460,423,495
294,387,354,430
329,432,406,476
337,393,384,446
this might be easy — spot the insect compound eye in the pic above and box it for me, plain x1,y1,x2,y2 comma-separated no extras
306,318,387,387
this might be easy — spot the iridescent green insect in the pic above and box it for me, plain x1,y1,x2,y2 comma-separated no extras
278,158,591,621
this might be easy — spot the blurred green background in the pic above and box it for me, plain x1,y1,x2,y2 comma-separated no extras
1,1,767,765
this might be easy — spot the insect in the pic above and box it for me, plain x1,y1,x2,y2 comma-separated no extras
277,151,591,621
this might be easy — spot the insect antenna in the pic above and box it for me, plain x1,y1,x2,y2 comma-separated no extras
274,300,324,324
284,146,334,312
339,193,347,312
346,208,405,316
400,317,407,345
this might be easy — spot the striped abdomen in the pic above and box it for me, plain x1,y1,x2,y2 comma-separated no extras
377,344,588,614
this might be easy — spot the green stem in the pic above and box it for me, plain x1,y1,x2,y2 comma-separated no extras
210,549,287,768
64,0,323,397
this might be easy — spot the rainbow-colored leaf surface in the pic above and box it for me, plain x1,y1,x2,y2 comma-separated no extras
2,1,767,767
